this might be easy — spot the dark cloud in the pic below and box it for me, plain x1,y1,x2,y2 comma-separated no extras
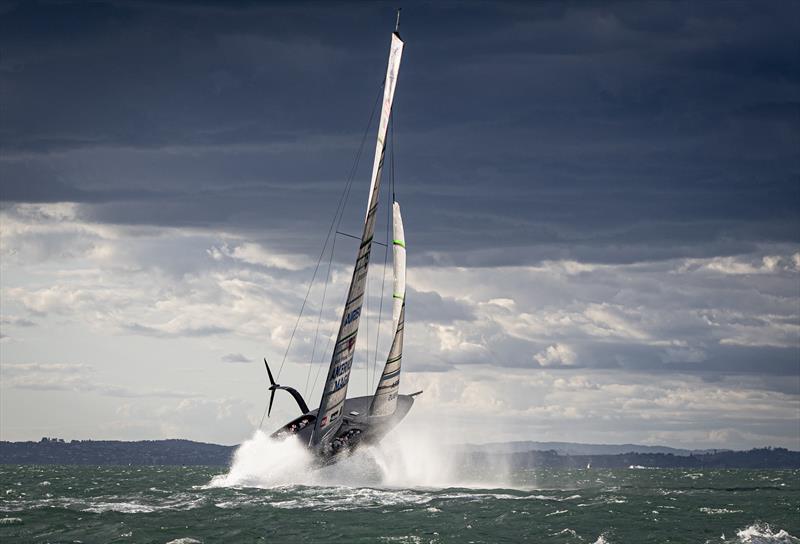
405,287,475,324
0,2,797,447
122,322,232,338
221,352,251,363
0,316,36,327
0,1,797,267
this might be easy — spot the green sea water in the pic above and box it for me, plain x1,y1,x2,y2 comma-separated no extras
1,463,797,544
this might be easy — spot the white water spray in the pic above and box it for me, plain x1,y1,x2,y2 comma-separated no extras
209,425,513,490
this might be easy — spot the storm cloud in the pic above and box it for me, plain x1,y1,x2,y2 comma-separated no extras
0,1,797,448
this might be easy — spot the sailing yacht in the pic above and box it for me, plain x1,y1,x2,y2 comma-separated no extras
262,20,419,463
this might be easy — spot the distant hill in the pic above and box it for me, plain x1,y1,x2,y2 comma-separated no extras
0,438,234,466
495,447,800,470
459,441,724,456
0,438,796,468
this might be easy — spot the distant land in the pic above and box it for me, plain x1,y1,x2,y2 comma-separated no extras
460,441,726,456
1,438,798,469
0,439,233,467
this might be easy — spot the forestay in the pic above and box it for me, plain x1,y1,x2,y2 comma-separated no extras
369,202,406,417
311,32,404,446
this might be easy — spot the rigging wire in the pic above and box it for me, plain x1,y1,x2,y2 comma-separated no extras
308,317,334,401
274,164,352,384
304,81,386,402
259,83,383,428
391,96,398,202
304,231,336,398
364,256,370,394
371,115,394,390
298,85,382,382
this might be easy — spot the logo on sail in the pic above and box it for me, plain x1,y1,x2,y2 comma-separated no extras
343,307,361,326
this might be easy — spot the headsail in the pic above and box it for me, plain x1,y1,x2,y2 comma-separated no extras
369,202,406,417
311,32,404,446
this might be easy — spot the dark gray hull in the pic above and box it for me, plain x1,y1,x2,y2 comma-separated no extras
271,394,416,464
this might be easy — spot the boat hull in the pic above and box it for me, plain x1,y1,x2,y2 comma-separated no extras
271,394,415,464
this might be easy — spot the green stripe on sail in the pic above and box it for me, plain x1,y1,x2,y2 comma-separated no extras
393,239,405,248
393,293,404,299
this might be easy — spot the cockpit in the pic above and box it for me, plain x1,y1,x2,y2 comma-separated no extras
270,414,316,439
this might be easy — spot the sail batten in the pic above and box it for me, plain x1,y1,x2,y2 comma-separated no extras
311,32,404,446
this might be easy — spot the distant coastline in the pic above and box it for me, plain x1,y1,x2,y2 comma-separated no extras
1,438,798,468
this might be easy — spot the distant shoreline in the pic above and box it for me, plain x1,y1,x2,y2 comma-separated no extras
1,439,798,468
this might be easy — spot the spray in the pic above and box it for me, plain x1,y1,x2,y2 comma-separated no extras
210,424,514,490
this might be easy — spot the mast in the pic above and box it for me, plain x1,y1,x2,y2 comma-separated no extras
369,202,406,416
311,29,404,446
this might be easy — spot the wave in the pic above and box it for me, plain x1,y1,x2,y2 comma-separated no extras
713,522,800,544
82,501,156,514
0,493,207,515
210,485,579,512
700,507,744,515
593,532,613,544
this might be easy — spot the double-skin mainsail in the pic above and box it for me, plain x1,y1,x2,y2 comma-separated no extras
310,31,405,447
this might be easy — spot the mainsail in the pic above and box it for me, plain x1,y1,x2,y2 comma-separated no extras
369,202,406,416
311,32,404,446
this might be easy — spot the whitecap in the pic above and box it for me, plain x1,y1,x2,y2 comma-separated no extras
551,528,578,537
268,486,432,511
83,502,155,514
734,522,799,543
0,517,22,525
700,507,744,515
593,533,613,544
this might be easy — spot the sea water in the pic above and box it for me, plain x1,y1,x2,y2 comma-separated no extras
1,430,798,543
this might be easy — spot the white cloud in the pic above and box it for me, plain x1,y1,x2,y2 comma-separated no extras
678,254,799,275
403,368,800,450
103,398,254,445
208,242,311,271
534,344,577,367
0,362,200,398
433,324,492,364
0,362,91,375
154,398,254,444
1,202,798,447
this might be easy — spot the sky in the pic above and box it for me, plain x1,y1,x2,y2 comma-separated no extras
1,1,798,449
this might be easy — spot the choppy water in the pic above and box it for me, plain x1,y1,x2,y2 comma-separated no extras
1,433,798,543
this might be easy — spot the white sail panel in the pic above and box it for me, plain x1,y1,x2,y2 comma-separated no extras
311,32,404,446
365,33,404,221
369,202,406,417
391,202,406,332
